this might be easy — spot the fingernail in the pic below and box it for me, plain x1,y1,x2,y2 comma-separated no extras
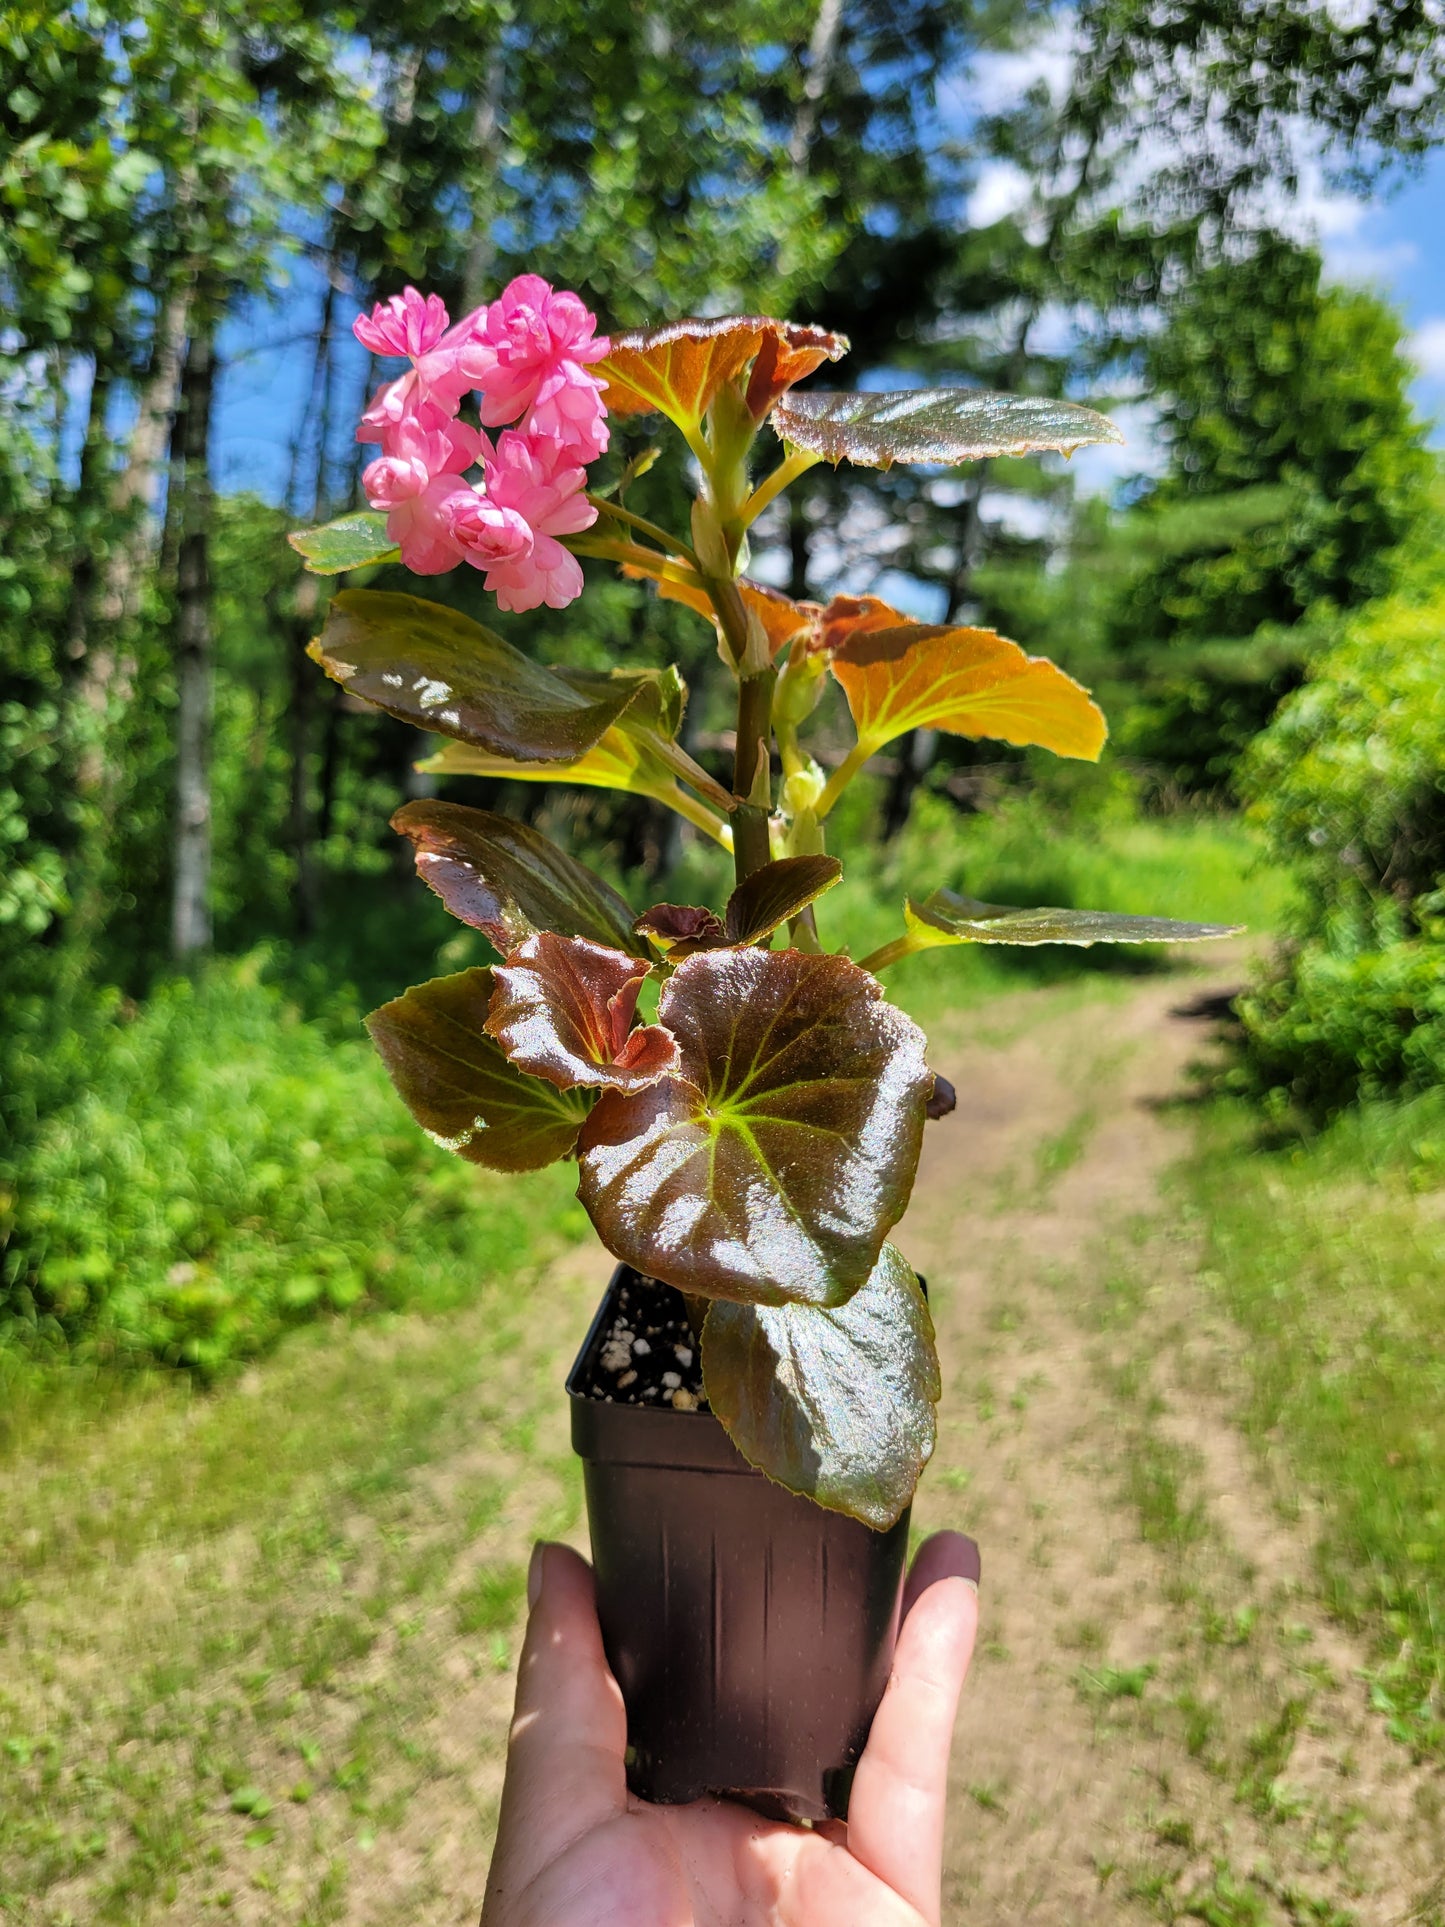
527,1542,547,1610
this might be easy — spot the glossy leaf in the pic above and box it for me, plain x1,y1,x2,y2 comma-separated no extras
905,888,1244,947
288,509,399,574
818,592,909,655
309,590,641,762
771,388,1124,469
418,729,654,795
622,565,820,659
366,969,589,1172
392,801,640,955
702,1244,939,1528
725,855,842,943
486,933,677,1092
633,903,725,953
632,858,842,961
597,316,848,429
831,621,1107,762
415,735,732,850
556,662,687,740
577,949,931,1308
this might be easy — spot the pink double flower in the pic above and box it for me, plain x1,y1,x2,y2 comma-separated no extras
354,279,609,609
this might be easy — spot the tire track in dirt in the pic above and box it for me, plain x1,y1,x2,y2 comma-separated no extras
901,963,1443,1926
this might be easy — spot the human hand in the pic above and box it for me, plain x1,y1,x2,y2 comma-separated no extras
480,1530,980,1927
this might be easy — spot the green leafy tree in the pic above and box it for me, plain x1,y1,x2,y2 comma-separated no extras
1109,248,1434,789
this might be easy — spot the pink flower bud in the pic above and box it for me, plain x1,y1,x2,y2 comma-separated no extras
449,492,535,569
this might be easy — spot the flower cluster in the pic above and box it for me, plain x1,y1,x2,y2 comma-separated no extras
354,277,609,610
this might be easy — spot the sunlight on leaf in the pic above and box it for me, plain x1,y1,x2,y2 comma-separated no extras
830,620,1107,760
622,564,821,658
309,590,642,762
905,889,1244,947
486,933,677,1092
771,388,1123,468
703,1244,939,1528
577,950,931,1308
391,801,641,954
288,509,399,574
598,316,848,430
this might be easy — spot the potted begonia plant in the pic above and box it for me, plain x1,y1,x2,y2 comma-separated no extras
291,280,1235,1821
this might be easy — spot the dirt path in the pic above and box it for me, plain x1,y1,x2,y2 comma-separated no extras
901,965,1444,1927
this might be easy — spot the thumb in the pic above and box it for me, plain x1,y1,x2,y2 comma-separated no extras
481,1543,628,1918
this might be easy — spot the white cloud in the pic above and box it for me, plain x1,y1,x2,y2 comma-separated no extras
1411,319,1445,378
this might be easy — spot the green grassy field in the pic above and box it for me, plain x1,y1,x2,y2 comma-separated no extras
1183,1090,1445,1760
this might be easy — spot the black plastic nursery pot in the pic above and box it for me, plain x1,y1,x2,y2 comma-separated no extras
567,1264,911,1824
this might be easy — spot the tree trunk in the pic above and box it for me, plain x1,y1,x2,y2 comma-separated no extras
170,325,215,960
789,0,843,170
75,277,191,798
461,50,504,311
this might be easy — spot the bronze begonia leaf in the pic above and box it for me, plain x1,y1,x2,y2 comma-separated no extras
310,590,641,763
597,316,847,429
770,388,1123,469
366,969,590,1172
391,801,640,955
577,949,931,1308
831,621,1107,762
905,890,1243,947
702,1244,939,1528
724,855,843,943
485,933,677,1092
633,903,726,954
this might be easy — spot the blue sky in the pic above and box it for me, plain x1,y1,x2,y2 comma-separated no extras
211,110,1445,510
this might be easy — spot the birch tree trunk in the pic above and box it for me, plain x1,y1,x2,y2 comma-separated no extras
170,324,215,959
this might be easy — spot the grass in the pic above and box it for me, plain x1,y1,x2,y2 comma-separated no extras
1185,1090,1445,1759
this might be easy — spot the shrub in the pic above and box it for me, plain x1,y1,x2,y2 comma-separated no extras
1237,557,1445,1108
1,954,581,1371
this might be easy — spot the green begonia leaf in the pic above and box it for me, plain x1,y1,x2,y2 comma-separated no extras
366,969,590,1172
702,1244,939,1528
556,662,687,741
770,388,1124,469
486,934,677,1092
391,801,641,955
577,950,931,1308
309,590,642,762
288,510,400,574
906,889,1243,947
